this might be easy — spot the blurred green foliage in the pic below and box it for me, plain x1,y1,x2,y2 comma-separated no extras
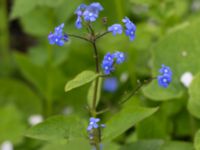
1,0,200,149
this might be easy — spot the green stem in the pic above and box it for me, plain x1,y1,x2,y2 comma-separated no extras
96,77,156,115
67,33,91,43
91,41,100,116
119,77,156,104
95,31,110,41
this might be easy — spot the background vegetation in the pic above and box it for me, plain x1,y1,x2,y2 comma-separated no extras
1,0,200,149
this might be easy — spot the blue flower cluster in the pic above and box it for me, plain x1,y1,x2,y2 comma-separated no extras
87,117,106,131
75,2,103,29
48,23,68,46
87,117,100,131
108,17,136,41
102,51,126,75
157,64,172,88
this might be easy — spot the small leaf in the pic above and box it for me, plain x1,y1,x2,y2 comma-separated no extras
65,71,98,92
26,115,86,141
103,98,158,141
87,78,102,108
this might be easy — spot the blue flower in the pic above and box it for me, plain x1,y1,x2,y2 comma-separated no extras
101,52,126,75
108,24,123,36
48,23,68,46
75,4,87,29
101,53,115,75
157,65,172,88
83,2,103,22
114,51,126,64
159,64,172,76
103,77,118,92
158,74,172,88
75,16,82,29
75,4,87,16
87,117,100,131
122,17,136,41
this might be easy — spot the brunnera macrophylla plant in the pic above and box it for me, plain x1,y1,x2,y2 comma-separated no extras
47,2,172,150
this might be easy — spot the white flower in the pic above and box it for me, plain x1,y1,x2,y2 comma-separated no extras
1,141,13,150
180,72,193,87
28,115,43,125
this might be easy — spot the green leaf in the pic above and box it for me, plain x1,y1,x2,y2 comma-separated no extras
26,115,86,141
0,105,26,144
14,52,47,94
195,130,200,150
14,52,67,101
65,71,98,93
20,7,54,36
40,139,91,150
160,141,194,150
103,98,158,141
10,0,38,19
188,73,200,118
121,140,194,150
87,78,102,108
143,19,200,101
122,140,164,150
37,0,64,7
0,78,42,115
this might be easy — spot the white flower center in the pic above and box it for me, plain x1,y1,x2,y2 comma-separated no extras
163,78,167,83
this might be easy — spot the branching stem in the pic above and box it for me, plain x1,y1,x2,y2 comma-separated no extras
67,33,91,43
119,77,157,105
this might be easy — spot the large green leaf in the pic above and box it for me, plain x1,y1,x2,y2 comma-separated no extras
14,52,66,101
122,140,164,150
26,115,86,141
10,0,38,19
0,78,42,115
121,140,194,150
160,141,194,150
0,105,26,144
65,70,98,92
14,52,47,94
21,7,54,36
37,0,64,7
103,98,158,141
40,139,91,150
195,130,200,150
136,98,185,140
143,19,200,101
188,73,200,118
